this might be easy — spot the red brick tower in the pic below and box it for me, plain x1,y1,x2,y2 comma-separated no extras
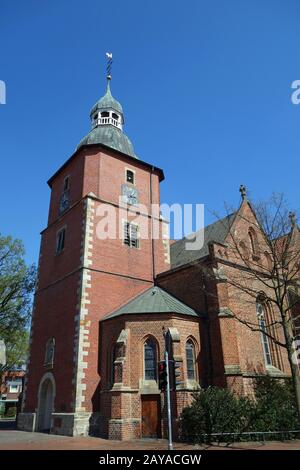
18,63,170,436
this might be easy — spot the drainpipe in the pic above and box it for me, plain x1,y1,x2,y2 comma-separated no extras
203,272,214,386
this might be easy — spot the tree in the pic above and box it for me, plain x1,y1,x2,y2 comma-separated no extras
0,233,36,372
3,329,30,371
210,191,300,421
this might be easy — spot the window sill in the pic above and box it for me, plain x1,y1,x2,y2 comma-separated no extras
139,379,160,395
266,365,287,377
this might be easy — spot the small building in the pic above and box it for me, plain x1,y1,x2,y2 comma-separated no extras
1,369,25,416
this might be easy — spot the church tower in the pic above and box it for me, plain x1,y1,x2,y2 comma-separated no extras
18,56,171,437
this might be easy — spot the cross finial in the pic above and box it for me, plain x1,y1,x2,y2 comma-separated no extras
289,211,296,227
239,184,247,201
106,52,113,81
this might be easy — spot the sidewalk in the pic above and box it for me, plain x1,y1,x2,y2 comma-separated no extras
1,420,300,450
1,433,300,450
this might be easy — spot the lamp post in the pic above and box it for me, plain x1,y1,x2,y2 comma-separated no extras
163,328,173,451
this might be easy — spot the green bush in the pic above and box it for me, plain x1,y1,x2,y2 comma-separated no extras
251,376,298,432
180,378,299,444
5,406,17,418
180,386,255,444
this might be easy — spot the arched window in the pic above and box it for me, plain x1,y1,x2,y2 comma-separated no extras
186,340,196,380
256,301,272,366
110,344,117,386
144,338,157,380
249,228,259,257
101,111,109,117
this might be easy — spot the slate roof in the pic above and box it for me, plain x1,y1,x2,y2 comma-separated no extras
77,125,137,158
103,286,202,320
170,212,236,269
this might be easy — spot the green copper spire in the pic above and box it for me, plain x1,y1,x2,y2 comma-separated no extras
77,53,137,159
90,80,123,117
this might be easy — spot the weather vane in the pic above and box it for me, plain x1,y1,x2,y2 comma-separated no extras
106,52,113,81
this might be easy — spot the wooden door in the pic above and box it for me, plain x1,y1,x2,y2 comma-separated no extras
141,395,161,438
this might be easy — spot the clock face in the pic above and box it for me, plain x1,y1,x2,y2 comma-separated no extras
59,190,70,214
121,184,139,205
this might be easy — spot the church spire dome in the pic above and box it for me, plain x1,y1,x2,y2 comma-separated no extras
77,53,137,159
90,54,124,130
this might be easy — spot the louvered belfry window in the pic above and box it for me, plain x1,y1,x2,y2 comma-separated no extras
123,222,139,248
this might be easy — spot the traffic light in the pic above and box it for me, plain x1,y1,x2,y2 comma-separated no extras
173,360,183,390
158,360,168,391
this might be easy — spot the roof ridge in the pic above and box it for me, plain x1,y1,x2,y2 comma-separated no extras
159,288,196,314
171,211,236,246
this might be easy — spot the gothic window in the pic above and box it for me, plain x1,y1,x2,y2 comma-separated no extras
144,338,157,381
256,301,272,366
59,177,70,214
56,228,65,254
249,228,259,258
186,340,196,380
111,344,117,386
44,338,55,368
123,222,139,248
63,176,69,191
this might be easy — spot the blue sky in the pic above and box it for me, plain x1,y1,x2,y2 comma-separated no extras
1,0,300,265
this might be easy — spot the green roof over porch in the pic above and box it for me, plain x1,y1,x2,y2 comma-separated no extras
102,286,204,320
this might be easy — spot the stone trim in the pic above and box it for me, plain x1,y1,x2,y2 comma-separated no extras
72,195,95,413
117,329,129,345
183,380,201,391
266,365,289,378
139,379,160,394
111,384,131,391
213,266,227,281
109,418,140,424
162,219,170,265
168,327,180,342
224,366,290,379
224,364,242,376
218,307,234,318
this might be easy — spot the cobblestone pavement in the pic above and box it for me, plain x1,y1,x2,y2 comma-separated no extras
1,420,300,450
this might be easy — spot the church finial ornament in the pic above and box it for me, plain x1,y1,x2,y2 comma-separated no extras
106,52,113,81
289,211,296,227
239,184,247,201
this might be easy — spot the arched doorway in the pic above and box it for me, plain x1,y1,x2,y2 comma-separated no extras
36,374,55,433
